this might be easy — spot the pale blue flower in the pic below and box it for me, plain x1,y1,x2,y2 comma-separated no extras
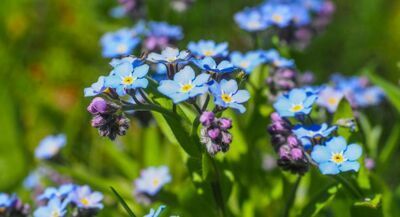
34,197,68,217
187,40,229,58
354,87,385,108
35,134,66,160
147,21,183,40
134,166,171,196
193,57,237,74
234,8,269,32
273,88,317,117
104,61,149,96
71,185,104,209
100,28,140,58
0,193,16,209
311,136,362,175
230,51,266,74
290,5,311,26
316,86,344,113
292,123,337,150
84,76,107,97
209,79,250,113
147,47,190,64
158,66,210,103
23,171,41,189
262,4,293,28
262,49,295,68
38,184,76,201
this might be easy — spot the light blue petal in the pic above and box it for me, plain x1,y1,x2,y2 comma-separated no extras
132,64,149,78
114,62,133,76
116,86,126,96
189,86,208,98
326,136,347,153
229,103,246,113
104,76,122,88
202,57,217,69
300,137,312,150
162,47,179,58
131,78,148,89
174,66,195,84
147,53,164,62
339,161,360,172
220,79,238,94
208,80,220,95
158,80,180,95
273,96,292,116
217,60,234,70
232,90,250,103
289,89,307,104
170,92,189,103
192,73,210,85
303,94,318,107
178,50,190,59
344,144,362,161
319,162,340,175
84,88,96,97
311,145,330,163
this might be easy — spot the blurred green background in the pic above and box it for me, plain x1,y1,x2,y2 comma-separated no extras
0,0,400,215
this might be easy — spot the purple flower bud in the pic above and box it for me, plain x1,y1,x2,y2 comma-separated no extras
280,69,296,79
200,111,215,126
219,118,232,130
271,112,283,122
207,128,220,140
221,131,232,144
320,1,335,16
364,158,375,170
272,135,286,148
279,145,290,159
91,115,107,127
290,148,303,160
206,142,221,156
287,135,298,147
87,97,108,115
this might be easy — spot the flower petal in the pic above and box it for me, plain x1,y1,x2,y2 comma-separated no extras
192,73,210,85
229,102,246,113
289,89,306,104
319,162,340,175
344,144,362,161
220,79,238,94
158,80,180,95
325,136,347,153
232,90,250,103
174,66,195,84
131,78,148,89
189,86,208,97
132,64,149,77
339,161,360,172
311,145,330,163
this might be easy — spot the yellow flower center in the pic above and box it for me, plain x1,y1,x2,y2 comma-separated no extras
327,97,337,105
331,153,345,164
240,61,250,68
122,76,136,85
181,83,193,93
290,104,303,112
248,21,261,28
152,178,160,187
221,94,232,103
272,14,283,23
166,56,177,62
51,210,61,217
116,44,128,53
203,50,214,56
80,198,90,206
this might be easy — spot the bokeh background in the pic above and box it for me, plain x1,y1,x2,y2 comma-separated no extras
0,0,400,215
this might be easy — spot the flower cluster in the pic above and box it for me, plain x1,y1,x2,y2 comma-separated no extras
0,193,30,217
234,0,335,49
268,88,363,175
199,111,233,155
100,21,183,58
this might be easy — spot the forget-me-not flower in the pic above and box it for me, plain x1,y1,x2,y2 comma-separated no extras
290,5,311,26
209,79,250,113
105,61,149,96
262,4,293,28
147,47,190,64
311,136,362,175
147,21,183,40
35,134,66,160
158,66,210,103
187,40,229,58
33,197,68,217
0,193,16,209
100,28,140,58
38,184,76,201
316,86,344,113
292,123,337,150
134,166,171,196
84,76,107,97
273,88,317,117
71,185,104,209
230,51,266,74
194,57,237,74
262,50,295,68
234,8,269,32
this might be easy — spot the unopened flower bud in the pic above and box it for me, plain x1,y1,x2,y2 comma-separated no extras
207,128,220,140
87,97,108,115
91,115,107,127
200,111,215,126
287,135,298,147
221,131,232,144
218,118,232,130
290,148,303,160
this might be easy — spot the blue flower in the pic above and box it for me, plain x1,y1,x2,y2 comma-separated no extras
209,79,250,113
261,49,295,68
71,185,104,209
35,134,66,160
34,197,68,217
193,57,237,74
311,136,362,175
0,193,16,209
292,123,337,150
38,184,76,201
290,5,311,26
354,87,384,108
100,28,140,58
230,51,266,74
110,56,144,69
147,47,190,64
234,8,269,32
187,40,229,58
273,88,317,117
147,21,183,40
262,4,293,28
84,76,107,97
316,86,344,113
158,66,210,103
23,171,41,189
152,63,168,82
134,166,171,196
301,0,324,12
105,61,149,96
144,205,167,217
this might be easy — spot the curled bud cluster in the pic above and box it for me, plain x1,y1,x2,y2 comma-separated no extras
199,111,233,156
267,112,309,175
87,97,130,140
0,195,30,217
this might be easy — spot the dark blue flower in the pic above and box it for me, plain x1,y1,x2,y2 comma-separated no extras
292,123,337,149
193,57,237,74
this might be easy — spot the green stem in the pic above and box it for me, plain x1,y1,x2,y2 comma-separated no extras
333,175,364,200
210,158,227,217
283,176,302,217
122,103,178,120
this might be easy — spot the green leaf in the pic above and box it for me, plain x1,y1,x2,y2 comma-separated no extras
333,98,357,140
300,183,340,217
379,123,400,165
110,187,137,217
351,194,383,217
364,70,400,112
